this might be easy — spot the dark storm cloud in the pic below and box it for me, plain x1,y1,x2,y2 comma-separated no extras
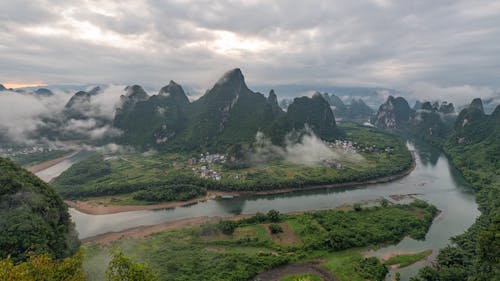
0,0,499,105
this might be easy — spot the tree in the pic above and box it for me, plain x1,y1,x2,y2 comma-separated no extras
218,220,237,235
0,250,85,281
106,251,158,281
269,224,283,234
267,209,281,222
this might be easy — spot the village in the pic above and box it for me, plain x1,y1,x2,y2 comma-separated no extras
187,140,395,181
189,153,226,181
0,145,62,158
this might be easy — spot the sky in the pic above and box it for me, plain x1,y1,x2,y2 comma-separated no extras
1,0,500,104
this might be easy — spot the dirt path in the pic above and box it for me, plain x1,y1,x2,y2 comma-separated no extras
252,261,339,281
67,152,416,215
26,151,76,173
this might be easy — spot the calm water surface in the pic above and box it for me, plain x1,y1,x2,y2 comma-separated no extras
39,141,479,281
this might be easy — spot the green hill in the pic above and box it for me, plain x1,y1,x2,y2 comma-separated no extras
0,157,80,262
411,100,499,281
115,69,340,151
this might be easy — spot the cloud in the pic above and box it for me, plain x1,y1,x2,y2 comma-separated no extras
0,90,70,143
249,129,363,166
0,0,499,98
0,85,126,145
406,82,499,106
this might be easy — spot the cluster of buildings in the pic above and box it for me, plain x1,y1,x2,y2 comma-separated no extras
189,153,227,181
193,165,222,181
325,140,394,154
0,146,59,158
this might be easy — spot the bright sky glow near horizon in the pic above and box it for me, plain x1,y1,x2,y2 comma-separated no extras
1,0,500,103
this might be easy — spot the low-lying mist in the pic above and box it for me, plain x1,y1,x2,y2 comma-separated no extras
0,85,128,146
249,129,364,167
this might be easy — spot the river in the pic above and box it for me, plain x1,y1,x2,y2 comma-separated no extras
37,141,479,281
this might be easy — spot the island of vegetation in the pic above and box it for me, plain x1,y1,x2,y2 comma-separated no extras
83,200,438,281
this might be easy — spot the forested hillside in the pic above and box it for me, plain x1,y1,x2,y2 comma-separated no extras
0,157,80,262
410,102,500,281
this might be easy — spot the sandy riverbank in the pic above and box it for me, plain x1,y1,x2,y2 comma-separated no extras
81,214,255,245
66,192,213,215
67,151,416,215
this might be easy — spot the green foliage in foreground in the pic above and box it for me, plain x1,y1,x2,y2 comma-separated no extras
84,201,437,281
384,250,432,268
279,273,322,281
322,250,386,281
106,251,158,281
0,250,85,281
0,157,80,262
53,124,413,201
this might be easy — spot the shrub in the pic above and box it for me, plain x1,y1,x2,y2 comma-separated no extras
218,220,237,235
269,224,283,234
267,209,281,222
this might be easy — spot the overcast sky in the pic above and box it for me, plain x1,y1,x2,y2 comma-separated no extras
1,0,499,103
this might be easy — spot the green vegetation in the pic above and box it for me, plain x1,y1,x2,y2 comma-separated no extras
0,157,80,262
322,250,387,281
287,200,437,251
83,201,437,281
279,273,322,281
53,123,412,203
106,250,158,281
384,250,432,268
0,250,85,281
399,101,500,281
269,223,283,234
132,184,206,202
10,150,70,167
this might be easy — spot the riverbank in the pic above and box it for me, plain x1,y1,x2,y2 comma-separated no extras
67,152,416,215
27,151,76,173
82,211,287,244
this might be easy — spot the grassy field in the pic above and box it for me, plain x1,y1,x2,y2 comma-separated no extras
83,200,437,281
54,124,413,202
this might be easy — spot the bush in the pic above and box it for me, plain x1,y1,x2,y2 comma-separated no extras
353,203,362,212
267,209,281,222
106,250,158,281
218,220,237,235
269,224,283,234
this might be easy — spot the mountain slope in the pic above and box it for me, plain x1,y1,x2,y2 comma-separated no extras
0,157,80,262
375,96,411,128
114,82,190,147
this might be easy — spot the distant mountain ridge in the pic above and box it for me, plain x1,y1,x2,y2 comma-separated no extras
114,69,339,151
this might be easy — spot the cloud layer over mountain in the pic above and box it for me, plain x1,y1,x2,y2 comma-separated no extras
1,0,499,104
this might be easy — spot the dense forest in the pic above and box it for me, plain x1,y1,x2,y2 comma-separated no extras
0,157,80,262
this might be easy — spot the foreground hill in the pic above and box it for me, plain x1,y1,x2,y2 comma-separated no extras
0,157,80,262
